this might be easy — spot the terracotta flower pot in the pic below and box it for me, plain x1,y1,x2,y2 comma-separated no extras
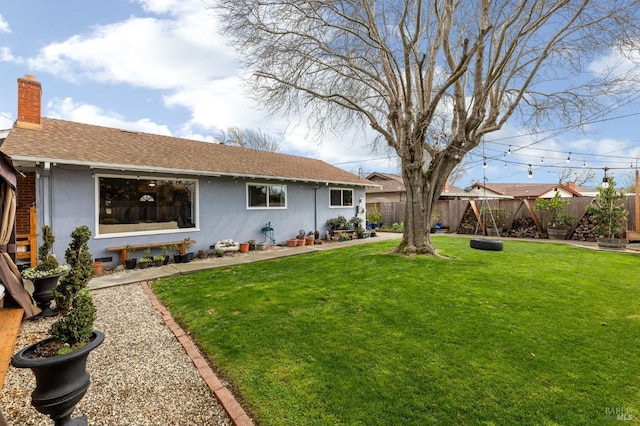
297,239,306,246
286,239,297,247
305,237,315,246
239,242,250,253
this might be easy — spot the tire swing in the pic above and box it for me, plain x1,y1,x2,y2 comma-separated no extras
470,143,504,251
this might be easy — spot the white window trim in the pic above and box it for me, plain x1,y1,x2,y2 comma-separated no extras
94,173,200,239
246,182,288,209
329,187,354,208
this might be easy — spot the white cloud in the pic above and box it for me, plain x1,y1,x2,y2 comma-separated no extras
0,15,10,33
28,14,237,88
47,97,172,136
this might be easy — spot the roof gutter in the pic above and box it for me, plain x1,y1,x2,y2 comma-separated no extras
9,156,378,187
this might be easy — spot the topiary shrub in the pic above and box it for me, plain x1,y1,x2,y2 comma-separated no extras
50,225,96,350
50,288,96,350
21,225,69,280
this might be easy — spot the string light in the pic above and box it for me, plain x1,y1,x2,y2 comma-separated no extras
483,157,487,168
540,157,544,163
566,152,571,163
582,160,586,167
528,164,533,179
602,167,609,188
507,145,512,155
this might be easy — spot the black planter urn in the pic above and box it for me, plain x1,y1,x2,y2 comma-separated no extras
31,272,65,318
11,330,105,426
125,258,137,270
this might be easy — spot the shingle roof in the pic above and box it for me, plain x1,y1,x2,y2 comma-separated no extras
365,172,405,193
472,182,582,198
1,118,373,186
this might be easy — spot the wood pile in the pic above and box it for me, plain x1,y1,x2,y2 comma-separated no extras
570,213,597,241
505,217,543,239
457,207,479,235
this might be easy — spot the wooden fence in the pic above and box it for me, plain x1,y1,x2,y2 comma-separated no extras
369,196,639,236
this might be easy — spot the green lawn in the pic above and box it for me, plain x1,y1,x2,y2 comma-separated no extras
151,237,640,425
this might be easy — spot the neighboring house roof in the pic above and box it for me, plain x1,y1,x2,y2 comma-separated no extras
471,182,583,198
365,172,471,198
365,172,405,193
2,118,373,186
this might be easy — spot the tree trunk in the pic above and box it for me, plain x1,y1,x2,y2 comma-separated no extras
394,151,457,256
394,166,433,255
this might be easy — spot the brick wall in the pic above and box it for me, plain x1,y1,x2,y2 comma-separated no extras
16,172,35,234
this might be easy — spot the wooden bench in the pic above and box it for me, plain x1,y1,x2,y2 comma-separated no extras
107,240,196,265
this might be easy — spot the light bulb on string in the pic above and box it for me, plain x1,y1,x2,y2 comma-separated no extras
528,164,533,179
540,157,544,164
602,167,609,188
566,152,571,163
582,160,586,168
483,157,487,168
507,145,511,155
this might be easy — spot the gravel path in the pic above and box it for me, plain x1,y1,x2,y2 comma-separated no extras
1,283,233,426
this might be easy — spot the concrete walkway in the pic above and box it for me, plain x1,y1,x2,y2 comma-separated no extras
89,232,404,290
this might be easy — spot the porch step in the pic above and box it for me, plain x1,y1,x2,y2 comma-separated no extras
0,307,23,389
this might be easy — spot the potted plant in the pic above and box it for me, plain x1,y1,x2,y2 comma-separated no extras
366,207,382,229
586,176,629,249
124,245,137,269
296,230,306,246
160,244,171,265
326,215,348,230
350,216,363,231
21,225,69,318
12,225,104,426
138,248,152,269
533,192,574,239
480,206,508,236
181,237,194,262
153,254,165,267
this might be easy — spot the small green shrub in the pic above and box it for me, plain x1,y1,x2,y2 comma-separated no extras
50,288,96,348
53,225,94,315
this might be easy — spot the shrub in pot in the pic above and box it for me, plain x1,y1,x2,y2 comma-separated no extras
21,225,69,318
533,192,574,239
11,225,104,426
124,245,137,269
586,177,629,248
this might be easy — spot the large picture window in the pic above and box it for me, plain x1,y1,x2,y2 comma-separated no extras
330,188,353,207
98,176,196,235
247,184,287,209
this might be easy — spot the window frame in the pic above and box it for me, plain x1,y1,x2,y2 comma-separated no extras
246,183,288,209
329,188,354,207
94,173,199,238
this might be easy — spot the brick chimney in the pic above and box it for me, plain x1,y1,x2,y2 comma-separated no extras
16,75,42,130
566,181,576,190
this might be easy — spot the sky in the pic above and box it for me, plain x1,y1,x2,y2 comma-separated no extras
1,0,640,188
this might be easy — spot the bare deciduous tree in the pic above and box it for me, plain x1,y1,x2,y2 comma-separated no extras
212,0,640,255
218,127,281,152
558,168,597,187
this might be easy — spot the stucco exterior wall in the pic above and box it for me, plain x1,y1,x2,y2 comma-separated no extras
41,166,364,266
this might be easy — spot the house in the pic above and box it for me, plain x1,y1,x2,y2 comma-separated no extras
1,75,374,267
365,172,484,226
470,182,583,199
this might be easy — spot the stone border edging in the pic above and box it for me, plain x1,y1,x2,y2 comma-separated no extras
140,282,254,426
